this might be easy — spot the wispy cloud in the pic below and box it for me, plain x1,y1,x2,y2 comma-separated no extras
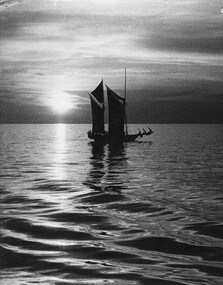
0,0,21,10
139,16,223,55
0,0,223,123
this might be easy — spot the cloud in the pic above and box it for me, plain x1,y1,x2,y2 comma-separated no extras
0,0,223,123
0,0,21,10
137,14,223,55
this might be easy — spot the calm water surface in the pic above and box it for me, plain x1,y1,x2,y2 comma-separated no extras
0,124,223,285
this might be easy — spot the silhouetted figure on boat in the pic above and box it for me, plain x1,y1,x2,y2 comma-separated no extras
137,127,154,137
146,127,154,136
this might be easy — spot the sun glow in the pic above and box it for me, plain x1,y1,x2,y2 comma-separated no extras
51,98,72,114
48,93,73,114
52,124,67,181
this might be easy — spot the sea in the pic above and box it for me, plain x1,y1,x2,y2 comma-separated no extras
0,124,223,285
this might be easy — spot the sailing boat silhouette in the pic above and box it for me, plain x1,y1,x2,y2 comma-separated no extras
88,69,153,142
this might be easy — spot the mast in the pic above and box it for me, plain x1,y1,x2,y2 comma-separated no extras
124,68,128,134
124,68,127,100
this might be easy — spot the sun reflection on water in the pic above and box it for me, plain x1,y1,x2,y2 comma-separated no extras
51,124,67,181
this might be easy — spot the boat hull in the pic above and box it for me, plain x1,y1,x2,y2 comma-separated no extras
87,131,139,143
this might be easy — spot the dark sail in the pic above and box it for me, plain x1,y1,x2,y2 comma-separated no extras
89,80,105,134
88,73,153,142
106,85,126,138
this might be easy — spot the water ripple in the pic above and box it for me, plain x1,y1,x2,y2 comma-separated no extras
0,124,223,285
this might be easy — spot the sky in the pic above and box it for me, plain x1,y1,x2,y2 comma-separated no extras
0,0,223,123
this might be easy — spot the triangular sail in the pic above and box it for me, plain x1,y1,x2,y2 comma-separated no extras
106,85,126,138
88,74,153,142
90,80,105,134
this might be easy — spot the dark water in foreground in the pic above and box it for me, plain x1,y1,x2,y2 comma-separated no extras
0,124,223,285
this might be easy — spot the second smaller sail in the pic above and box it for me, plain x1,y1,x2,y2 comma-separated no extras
106,85,126,138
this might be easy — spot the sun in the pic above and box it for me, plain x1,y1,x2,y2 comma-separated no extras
51,98,72,114
48,93,73,114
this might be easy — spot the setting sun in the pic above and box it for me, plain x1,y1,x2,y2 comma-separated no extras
51,98,72,114
47,93,73,114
